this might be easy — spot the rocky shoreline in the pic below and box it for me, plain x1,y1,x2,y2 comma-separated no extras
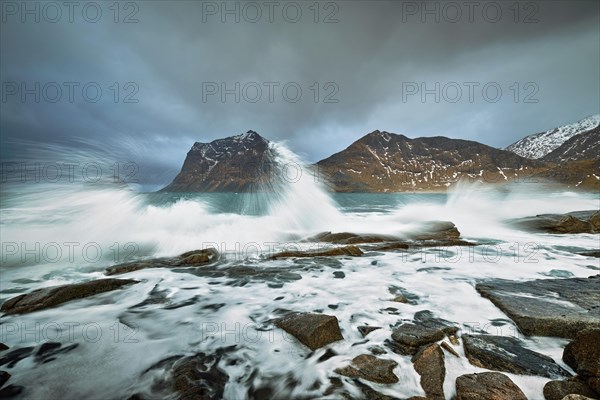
1,213,599,399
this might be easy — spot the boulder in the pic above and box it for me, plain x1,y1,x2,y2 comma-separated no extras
563,329,600,378
412,343,446,399
561,395,597,400
274,313,343,350
407,221,460,240
334,354,399,384
268,245,363,260
0,279,138,315
177,248,220,265
389,311,458,355
462,334,570,379
455,372,527,400
0,344,7,352
543,379,599,400
476,275,600,338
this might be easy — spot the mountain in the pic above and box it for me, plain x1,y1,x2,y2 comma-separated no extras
541,125,600,163
316,130,543,192
505,114,599,159
161,131,273,192
530,159,600,191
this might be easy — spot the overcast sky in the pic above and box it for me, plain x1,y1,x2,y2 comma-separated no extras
1,0,599,188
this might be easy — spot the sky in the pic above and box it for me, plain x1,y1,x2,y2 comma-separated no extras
1,0,599,188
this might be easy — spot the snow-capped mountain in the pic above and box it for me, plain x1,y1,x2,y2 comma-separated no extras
506,114,600,159
161,131,272,192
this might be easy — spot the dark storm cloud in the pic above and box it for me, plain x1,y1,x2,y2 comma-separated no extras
1,0,598,187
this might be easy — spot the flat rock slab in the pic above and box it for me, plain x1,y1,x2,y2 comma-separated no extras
268,245,363,260
476,275,600,338
412,343,446,400
0,278,138,315
462,334,571,379
274,313,343,351
509,210,599,234
335,354,399,384
455,372,527,400
106,248,219,275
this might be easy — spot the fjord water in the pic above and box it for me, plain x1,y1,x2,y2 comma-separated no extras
0,143,599,399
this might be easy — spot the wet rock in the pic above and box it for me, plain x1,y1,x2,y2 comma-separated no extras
455,372,527,400
392,295,409,303
358,326,382,337
0,384,24,398
268,245,363,260
177,248,220,265
389,311,458,355
306,232,397,244
105,259,173,275
34,342,78,364
372,242,410,251
543,379,599,400
0,345,7,352
106,249,219,275
0,371,9,388
333,271,345,279
510,210,599,234
0,278,138,315
563,329,600,378
440,341,459,357
369,346,387,356
412,343,445,399
172,353,228,400
335,354,399,384
139,350,231,400
462,334,571,379
561,395,597,400
476,275,600,338
0,347,34,368
578,251,600,258
355,380,402,400
407,221,460,240
388,286,419,305
274,312,343,350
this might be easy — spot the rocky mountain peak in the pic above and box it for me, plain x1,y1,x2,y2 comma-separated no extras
161,131,273,192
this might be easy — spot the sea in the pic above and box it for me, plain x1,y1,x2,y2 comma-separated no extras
0,143,599,399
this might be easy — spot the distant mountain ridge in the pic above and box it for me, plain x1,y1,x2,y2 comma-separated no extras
505,114,599,159
161,115,600,193
316,130,542,192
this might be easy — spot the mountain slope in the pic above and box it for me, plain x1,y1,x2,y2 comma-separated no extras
506,115,599,159
161,131,273,192
317,130,543,192
542,125,600,163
